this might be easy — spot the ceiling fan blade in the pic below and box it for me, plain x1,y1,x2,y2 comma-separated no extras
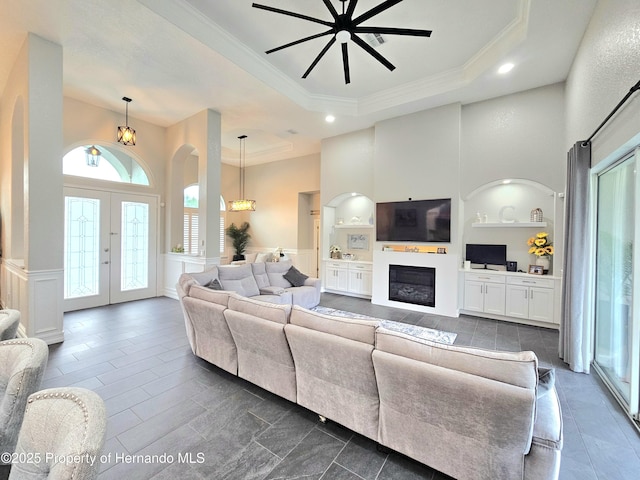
351,34,395,71
346,0,359,18
322,0,339,20
252,3,334,27
302,37,336,79
266,30,333,54
355,26,432,37
342,43,351,84
353,0,403,25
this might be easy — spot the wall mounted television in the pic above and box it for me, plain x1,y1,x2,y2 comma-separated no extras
376,198,451,243
465,244,507,269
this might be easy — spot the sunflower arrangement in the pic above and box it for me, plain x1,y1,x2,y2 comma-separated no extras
528,232,554,257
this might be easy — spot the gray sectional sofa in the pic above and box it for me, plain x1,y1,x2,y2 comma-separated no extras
178,260,321,309
176,279,563,480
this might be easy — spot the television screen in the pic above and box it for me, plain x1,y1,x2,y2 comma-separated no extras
465,244,507,268
376,199,451,242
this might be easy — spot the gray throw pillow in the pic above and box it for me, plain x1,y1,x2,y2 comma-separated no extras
204,278,223,290
283,266,308,287
537,367,555,398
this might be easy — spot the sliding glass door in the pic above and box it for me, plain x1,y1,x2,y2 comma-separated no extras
594,149,639,421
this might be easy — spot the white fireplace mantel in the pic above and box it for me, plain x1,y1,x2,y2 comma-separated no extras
372,250,460,317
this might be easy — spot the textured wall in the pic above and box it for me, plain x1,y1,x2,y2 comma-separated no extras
566,0,640,167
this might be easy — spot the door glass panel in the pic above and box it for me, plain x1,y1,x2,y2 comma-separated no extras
121,201,149,291
64,196,100,299
595,156,635,403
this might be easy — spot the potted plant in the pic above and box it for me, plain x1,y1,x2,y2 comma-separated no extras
226,222,251,261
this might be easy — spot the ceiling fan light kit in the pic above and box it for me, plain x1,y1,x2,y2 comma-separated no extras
252,0,432,85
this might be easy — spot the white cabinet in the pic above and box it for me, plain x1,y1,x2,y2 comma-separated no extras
461,270,559,327
324,260,372,298
505,276,555,323
348,263,373,296
463,272,506,316
325,261,348,291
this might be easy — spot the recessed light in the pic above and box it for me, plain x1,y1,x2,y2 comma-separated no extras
498,63,514,74
325,115,336,123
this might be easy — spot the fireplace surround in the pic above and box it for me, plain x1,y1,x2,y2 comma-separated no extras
372,251,460,317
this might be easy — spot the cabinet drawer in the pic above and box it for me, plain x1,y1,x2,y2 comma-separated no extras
325,261,346,269
349,263,372,271
507,276,554,289
464,272,506,284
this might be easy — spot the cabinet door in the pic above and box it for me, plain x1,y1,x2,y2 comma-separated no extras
348,269,372,296
483,283,506,315
359,270,373,296
335,268,349,291
325,266,340,290
505,285,529,319
464,281,485,313
528,287,554,323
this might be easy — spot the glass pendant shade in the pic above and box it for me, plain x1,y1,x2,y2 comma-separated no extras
229,134,255,211
228,199,256,212
117,97,136,146
85,145,101,167
117,126,136,146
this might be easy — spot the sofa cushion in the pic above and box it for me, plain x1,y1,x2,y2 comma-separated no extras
204,278,223,290
256,252,272,263
283,266,308,287
290,306,379,345
188,285,233,307
250,262,270,289
265,260,295,288
228,293,292,324
244,252,258,263
188,267,219,286
177,268,218,297
217,264,260,298
375,327,538,389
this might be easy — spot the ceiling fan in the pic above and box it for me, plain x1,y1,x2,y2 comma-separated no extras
252,0,432,84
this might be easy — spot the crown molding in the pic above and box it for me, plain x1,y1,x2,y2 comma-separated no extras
138,0,529,118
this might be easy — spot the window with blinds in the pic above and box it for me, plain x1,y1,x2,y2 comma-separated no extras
183,185,226,256
183,208,199,255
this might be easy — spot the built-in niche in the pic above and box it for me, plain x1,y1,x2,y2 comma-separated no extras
463,179,558,274
323,193,374,262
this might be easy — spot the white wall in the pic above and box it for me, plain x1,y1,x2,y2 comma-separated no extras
320,84,568,271
566,0,640,166
461,83,566,195
242,153,320,250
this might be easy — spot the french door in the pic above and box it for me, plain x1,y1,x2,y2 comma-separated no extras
64,187,158,311
593,148,640,422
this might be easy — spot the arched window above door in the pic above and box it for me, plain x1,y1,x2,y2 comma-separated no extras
63,145,150,186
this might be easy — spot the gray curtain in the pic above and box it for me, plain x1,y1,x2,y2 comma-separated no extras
560,141,592,373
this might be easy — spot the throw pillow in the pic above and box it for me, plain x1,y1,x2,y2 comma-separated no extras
204,278,223,290
283,266,308,287
537,367,555,398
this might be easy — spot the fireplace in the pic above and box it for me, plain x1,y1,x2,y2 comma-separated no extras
388,264,435,307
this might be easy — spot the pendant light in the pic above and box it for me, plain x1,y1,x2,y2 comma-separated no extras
117,97,136,145
84,145,101,167
228,135,256,212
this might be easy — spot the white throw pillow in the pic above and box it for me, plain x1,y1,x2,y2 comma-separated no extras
256,252,272,263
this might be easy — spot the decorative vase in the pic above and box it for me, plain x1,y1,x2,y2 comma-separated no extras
536,255,550,274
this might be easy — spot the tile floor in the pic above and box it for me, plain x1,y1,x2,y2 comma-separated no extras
35,294,640,479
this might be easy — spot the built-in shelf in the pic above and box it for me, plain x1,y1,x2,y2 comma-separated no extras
472,222,547,228
334,224,374,229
